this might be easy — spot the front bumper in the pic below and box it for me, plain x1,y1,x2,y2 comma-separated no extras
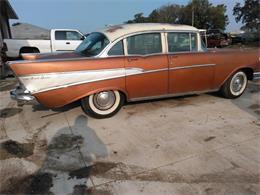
253,72,260,80
10,86,35,105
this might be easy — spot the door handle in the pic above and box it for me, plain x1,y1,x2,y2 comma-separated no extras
66,42,70,44
170,55,178,59
128,58,139,62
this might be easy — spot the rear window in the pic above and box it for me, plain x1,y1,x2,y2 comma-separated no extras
168,32,198,52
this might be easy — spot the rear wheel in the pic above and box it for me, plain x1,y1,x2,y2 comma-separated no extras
220,71,248,99
81,90,124,119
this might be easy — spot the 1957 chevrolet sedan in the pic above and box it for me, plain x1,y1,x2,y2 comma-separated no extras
9,23,260,118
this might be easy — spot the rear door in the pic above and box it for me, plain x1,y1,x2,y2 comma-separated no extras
52,30,83,52
167,32,215,94
125,32,169,100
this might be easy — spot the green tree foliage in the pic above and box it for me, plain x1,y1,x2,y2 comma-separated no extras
126,0,229,30
233,0,260,32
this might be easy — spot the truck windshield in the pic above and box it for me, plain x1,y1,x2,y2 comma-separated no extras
75,32,109,57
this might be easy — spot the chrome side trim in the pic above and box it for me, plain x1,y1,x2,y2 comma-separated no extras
19,67,169,94
20,68,132,94
126,68,168,76
253,72,260,80
128,89,219,102
170,64,216,71
17,64,216,94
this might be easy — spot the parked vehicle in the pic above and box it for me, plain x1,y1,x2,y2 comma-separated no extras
206,29,231,48
8,23,260,118
4,29,85,58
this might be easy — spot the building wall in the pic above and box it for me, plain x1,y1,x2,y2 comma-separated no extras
0,12,11,40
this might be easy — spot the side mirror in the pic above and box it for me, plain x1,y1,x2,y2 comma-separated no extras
80,36,85,40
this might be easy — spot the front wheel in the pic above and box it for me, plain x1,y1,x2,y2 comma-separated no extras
220,71,248,99
81,90,124,119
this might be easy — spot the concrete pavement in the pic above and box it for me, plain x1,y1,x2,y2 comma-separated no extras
0,79,259,194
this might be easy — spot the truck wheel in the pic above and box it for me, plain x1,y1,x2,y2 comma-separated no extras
220,70,248,99
81,90,124,119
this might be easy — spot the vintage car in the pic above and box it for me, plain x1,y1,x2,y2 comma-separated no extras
9,23,260,118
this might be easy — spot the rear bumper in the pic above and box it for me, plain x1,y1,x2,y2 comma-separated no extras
253,72,260,80
10,86,35,105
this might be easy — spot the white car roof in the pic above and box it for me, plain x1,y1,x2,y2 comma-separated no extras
98,23,199,42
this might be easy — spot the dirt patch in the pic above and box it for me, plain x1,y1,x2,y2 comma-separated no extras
69,166,92,179
69,162,118,179
248,104,260,110
48,134,84,152
87,188,112,195
1,173,53,194
254,110,260,116
249,83,260,94
0,80,17,91
0,108,22,118
204,136,216,142
72,185,88,195
0,140,34,160
22,173,53,194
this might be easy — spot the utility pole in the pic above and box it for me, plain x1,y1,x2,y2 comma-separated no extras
192,6,194,26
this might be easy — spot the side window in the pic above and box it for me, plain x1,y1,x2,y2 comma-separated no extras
168,32,190,52
55,31,82,40
55,31,66,40
66,31,82,40
127,33,162,55
108,40,124,56
168,32,198,52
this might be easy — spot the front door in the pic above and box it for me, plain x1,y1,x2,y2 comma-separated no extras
167,32,215,94
125,33,168,100
53,30,83,51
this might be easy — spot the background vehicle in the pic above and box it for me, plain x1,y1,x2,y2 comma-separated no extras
206,29,231,48
4,29,85,58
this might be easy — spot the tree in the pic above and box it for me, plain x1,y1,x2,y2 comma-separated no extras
126,0,229,30
126,13,147,23
233,0,260,32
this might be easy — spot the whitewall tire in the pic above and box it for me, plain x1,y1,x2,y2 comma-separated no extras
220,71,248,99
81,90,124,118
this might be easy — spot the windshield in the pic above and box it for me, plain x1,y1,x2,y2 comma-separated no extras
75,32,109,57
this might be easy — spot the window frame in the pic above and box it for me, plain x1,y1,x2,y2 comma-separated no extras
101,30,203,58
107,40,124,56
55,30,82,41
166,31,199,54
125,32,164,56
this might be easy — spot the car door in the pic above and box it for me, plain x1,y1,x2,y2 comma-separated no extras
167,32,215,94
53,30,83,51
125,32,168,100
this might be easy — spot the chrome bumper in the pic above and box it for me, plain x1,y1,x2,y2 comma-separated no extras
253,72,260,80
10,86,35,105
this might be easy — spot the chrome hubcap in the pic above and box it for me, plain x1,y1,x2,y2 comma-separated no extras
231,75,244,92
93,91,116,110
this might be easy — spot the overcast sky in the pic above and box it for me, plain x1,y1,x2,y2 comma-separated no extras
9,0,244,33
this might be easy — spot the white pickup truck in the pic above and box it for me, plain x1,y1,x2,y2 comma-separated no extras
4,29,85,58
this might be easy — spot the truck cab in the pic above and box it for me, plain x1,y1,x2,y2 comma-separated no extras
50,29,84,52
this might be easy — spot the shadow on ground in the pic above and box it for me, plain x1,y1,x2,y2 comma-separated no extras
231,82,260,118
0,115,109,194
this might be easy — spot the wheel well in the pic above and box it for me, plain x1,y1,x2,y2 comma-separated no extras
240,68,254,80
19,47,40,55
119,90,127,102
